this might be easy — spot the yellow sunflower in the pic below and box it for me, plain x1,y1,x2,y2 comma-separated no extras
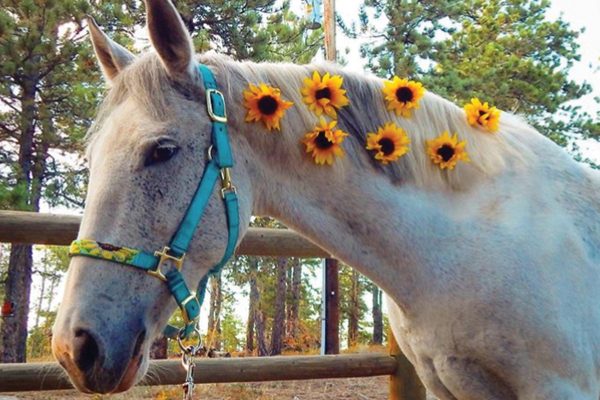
365,122,411,164
302,118,349,165
382,76,425,118
464,98,501,132
382,77,425,118
301,71,349,118
426,131,470,170
243,83,293,131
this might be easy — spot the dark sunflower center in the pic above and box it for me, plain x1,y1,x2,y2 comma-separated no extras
315,87,332,100
257,95,279,115
378,138,395,156
315,131,334,149
395,87,414,103
479,110,487,116
437,144,455,162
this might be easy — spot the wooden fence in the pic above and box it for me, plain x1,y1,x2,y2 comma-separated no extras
0,210,426,399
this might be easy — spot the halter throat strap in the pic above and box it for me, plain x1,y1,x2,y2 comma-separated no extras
69,64,239,339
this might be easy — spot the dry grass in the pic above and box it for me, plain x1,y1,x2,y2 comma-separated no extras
2,376,390,399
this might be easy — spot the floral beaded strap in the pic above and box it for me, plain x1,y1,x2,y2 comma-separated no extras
69,239,158,271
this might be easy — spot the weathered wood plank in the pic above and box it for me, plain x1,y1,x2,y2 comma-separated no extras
0,210,329,258
0,354,397,392
389,329,426,400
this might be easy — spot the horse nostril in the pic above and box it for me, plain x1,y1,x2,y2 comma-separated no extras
73,328,100,373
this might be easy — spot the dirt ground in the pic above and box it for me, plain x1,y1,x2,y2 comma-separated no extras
1,376,397,400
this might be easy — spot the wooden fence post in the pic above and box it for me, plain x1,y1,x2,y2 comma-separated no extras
324,258,340,354
389,329,426,400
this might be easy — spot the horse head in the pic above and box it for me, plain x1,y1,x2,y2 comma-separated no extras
52,0,253,393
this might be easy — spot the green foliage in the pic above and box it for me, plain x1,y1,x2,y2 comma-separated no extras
0,0,109,210
220,303,244,352
0,0,322,213
26,246,68,360
359,0,599,154
247,2,323,63
26,311,56,360
339,264,369,345
129,0,322,64
359,0,464,77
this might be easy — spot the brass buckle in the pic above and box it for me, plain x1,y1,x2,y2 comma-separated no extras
220,167,237,198
206,89,227,123
148,246,185,282
180,293,199,324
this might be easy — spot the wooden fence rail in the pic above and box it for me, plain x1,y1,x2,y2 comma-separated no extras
0,210,329,257
0,354,396,392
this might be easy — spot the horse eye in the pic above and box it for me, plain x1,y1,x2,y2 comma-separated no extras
145,143,179,166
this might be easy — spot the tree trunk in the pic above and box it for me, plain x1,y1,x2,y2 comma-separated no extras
206,274,222,350
246,273,257,354
45,276,58,314
372,284,383,345
34,268,47,329
249,259,268,357
270,257,287,355
347,269,360,349
254,308,268,357
286,258,302,348
0,74,40,363
1,245,33,362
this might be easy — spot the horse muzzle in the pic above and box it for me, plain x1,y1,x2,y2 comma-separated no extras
52,312,148,393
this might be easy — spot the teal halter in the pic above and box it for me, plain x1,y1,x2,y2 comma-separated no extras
69,64,239,339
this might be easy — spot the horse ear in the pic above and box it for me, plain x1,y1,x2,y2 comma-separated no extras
144,0,194,80
86,16,135,82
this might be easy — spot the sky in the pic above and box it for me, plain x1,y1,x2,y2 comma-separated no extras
547,0,600,157
31,0,600,339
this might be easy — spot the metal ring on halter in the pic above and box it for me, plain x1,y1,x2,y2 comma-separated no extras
206,145,215,161
177,323,202,355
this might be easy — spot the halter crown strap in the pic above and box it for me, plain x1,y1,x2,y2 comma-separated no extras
69,64,239,339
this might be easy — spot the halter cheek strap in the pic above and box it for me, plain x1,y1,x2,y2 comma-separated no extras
69,64,239,339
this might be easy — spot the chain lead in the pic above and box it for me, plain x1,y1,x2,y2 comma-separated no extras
182,352,196,400
178,323,202,400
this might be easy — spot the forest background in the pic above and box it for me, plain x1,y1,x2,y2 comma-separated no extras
0,0,598,362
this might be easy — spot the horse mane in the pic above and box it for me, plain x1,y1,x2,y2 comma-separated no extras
89,51,537,190
204,53,538,190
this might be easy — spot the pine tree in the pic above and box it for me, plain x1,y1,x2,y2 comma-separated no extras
371,283,383,345
285,258,302,348
359,0,599,153
142,0,323,63
0,0,110,362
206,274,223,350
339,264,368,348
347,269,361,348
270,257,287,355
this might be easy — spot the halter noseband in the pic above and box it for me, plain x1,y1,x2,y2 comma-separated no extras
69,64,239,339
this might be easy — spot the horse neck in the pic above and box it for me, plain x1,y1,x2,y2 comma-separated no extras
217,57,549,307
221,79,453,306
